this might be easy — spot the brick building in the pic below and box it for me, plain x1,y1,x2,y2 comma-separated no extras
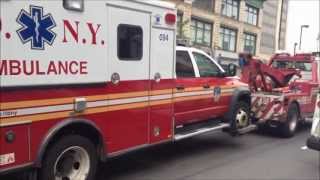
167,0,288,64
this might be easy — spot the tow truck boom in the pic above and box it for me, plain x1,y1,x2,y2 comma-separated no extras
239,53,301,92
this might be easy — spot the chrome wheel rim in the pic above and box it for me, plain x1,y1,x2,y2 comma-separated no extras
54,146,90,180
236,109,249,128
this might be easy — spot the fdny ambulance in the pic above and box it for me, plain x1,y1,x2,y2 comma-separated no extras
0,0,251,179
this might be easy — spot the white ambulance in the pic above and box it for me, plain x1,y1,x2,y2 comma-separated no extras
0,0,250,179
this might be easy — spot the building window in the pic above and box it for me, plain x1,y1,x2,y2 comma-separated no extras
193,0,215,12
246,4,258,25
191,19,213,46
243,33,256,55
220,26,237,52
177,14,183,38
118,24,143,60
221,0,239,20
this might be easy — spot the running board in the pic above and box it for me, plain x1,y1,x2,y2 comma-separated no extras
237,124,257,135
223,124,257,135
174,123,229,141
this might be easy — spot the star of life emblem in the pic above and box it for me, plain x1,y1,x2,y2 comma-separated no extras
16,5,56,50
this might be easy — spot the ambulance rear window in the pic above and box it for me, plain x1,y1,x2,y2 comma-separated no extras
118,24,143,61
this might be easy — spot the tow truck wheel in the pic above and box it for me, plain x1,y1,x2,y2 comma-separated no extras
39,135,97,180
230,101,251,134
281,104,299,138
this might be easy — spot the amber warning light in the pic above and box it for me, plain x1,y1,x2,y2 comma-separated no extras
165,13,176,25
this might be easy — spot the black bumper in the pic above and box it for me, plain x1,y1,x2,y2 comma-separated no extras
307,136,320,151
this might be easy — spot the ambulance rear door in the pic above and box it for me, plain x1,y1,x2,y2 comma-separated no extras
149,11,176,143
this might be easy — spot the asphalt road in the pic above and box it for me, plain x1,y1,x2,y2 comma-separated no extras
97,126,319,180
4,125,320,180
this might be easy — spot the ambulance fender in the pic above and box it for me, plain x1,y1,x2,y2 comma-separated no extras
225,86,251,121
35,118,106,167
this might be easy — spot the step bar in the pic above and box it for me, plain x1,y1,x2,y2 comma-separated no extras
237,124,257,135
174,123,230,141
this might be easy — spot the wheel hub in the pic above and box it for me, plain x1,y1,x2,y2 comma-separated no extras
236,109,249,128
57,156,75,176
54,146,90,180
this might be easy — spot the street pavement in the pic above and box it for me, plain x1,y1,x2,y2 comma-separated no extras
97,125,319,180
4,125,320,180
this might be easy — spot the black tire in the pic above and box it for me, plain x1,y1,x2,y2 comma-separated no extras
256,123,268,133
307,136,320,151
280,104,299,138
229,101,251,135
39,135,98,180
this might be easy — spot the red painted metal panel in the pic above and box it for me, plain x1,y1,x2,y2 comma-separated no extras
208,77,233,116
29,120,60,162
0,125,30,169
103,79,149,152
97,108,149,152
0,80,149,103
149,79,174,143
174,78,210,125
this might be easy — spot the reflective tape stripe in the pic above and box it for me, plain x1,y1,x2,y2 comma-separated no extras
0,87,235,127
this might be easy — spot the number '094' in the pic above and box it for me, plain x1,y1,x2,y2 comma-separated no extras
159,33,169,41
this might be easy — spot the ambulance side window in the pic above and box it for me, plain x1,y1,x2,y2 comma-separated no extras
118,24,143,61
176,51,195,78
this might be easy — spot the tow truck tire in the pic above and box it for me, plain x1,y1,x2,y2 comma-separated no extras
39,135,98,180
230,101,251,135
281,104,299,138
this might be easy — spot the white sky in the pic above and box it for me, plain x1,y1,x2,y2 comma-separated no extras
286,0,320,53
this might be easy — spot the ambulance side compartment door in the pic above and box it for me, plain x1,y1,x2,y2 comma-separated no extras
106,5,150,152
149,27,175,143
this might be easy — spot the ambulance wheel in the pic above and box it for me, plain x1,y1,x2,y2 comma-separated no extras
39,135,97,180
230,101,251,134
281,104,299,138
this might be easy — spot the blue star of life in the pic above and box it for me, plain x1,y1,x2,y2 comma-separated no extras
16,5,56,50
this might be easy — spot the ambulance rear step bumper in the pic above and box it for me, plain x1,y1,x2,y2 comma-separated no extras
174,121,229,141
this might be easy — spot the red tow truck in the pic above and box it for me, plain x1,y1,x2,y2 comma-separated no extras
240,53,320,137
